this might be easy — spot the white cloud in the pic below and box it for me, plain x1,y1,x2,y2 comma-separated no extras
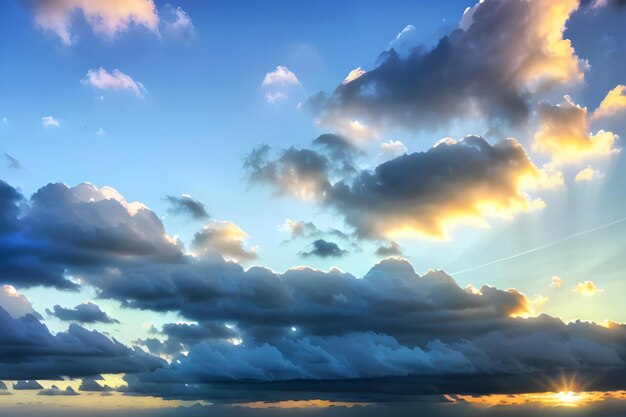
42,116,60,127
33,0,160,45
380,140,408,158
573,281,603,297
574,166,604,182
82,68,146,99
96,127,107,136
262,66,301,87
262,66,302,103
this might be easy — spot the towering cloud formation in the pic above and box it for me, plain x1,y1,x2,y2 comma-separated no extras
309,0,585,132
247,136,554,240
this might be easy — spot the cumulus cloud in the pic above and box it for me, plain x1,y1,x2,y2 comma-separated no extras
592,84,626,120
574,166,605,182
573,280,604,296
191,221,258,262
262,66,301,103
299,239,348,258
247,136,554,240
280,219,349,242
82,68,146,99
165,194,210,221
42,116,60,127
532,96,621,165
309,0,586,132
0,180,182,289
47,302,119,324
32,0,159,45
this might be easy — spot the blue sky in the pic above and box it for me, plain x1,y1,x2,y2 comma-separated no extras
0,0,626,415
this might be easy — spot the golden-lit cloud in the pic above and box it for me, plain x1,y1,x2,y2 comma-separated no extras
233,400,368,409
191,221,259,262
573,280,604,296
574,166,604,182
33,0,159,45
592,85,626,120
551,275,563,288
533,96,620,165
452,390,626,408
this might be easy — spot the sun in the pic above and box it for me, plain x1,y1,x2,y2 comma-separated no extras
553,391,581,407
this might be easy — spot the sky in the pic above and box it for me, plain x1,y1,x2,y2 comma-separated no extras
0,0,626,415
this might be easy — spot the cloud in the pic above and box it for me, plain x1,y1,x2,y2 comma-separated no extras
573,281,604,296
0,305,163,380
163,5,194,38
247,136,553,240
375,241,403,257
532,96,620,165
47,302,120,324
38,385,79,396
13,380,43,390
96,127,107,136
0,180,182,289
574,166,605,182
299,239,348,258
592,84,626,120
262,66,301,103
379,140,408,159
0,285,37,318
4,153,23,170
551,276,563,288
309,0,585,132
42,116,60,127
82,68,146,99
280,219,349,242
3,178,626,401
262,66,301,88
165,195,210,221
32,0,159,45
191,221,258,262
79,379,114,392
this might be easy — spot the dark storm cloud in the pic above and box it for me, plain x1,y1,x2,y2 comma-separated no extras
13,380,43,390
79,379,113,392
0,306,164,380
308,0,584,132
47,302,119,324
164,195,210,221
375,241,403,256
0,181,184,289
246,136,551,240
298,239,348,258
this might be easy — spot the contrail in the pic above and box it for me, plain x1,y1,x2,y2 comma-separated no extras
449,216,626,276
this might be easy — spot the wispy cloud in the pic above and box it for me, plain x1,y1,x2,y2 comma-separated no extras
82,68,146,99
